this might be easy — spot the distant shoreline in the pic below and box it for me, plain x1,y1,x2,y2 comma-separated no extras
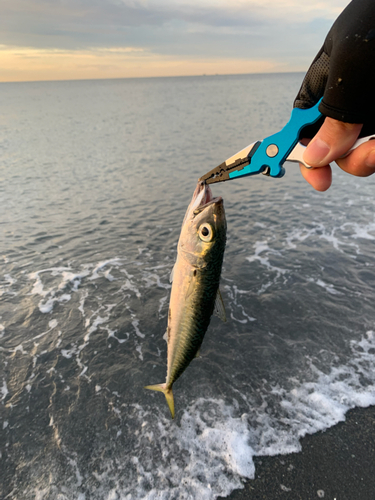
223,405,375,500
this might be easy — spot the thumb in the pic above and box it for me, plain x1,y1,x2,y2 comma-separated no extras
303,117,362,167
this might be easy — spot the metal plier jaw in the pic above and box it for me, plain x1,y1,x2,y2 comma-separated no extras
199,99,375,185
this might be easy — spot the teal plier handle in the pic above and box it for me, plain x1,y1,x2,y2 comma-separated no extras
229,100,323,179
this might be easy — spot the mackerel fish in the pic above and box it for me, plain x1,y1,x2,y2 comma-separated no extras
145,181,227,418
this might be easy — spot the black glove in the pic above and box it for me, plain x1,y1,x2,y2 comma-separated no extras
294,0,375,136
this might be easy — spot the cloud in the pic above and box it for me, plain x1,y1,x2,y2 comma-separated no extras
0,0,348,49
0,0,350,81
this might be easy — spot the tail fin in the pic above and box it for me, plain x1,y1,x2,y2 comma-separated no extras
145,383,175,419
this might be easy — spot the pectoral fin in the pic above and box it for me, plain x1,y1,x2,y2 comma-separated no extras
214,289,226,322
186,272,196,299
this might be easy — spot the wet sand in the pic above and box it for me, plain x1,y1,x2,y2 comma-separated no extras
223,405,375,500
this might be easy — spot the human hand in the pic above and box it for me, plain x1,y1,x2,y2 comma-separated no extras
300,117,375,191
294,0,375,191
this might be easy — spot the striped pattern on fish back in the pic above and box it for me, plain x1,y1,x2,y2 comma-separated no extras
166,241,225,387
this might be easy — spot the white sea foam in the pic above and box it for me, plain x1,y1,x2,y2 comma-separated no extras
142,272,171,291
343,220,375,240
104,268,116,281
245,240,288,295
136,344,144,360
125,332,375,500
107,328,129,344
307,278,342,295
27,319,59,342
29,267,71,296
285,225,321,249
1,380,8,400
120,268,142,298
158,294,169,317
132,319,145,339
78,289,88,316
24,258,156,391
38,293,71,314
29,266,91,313
284,221,362,255
84,315,110,342
28,260,134,315
4,274,16,285
246,241,288,276
89,259,122,281
224,285,256,324
61,347,76,359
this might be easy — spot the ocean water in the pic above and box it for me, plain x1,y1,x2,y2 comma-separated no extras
1,73,375,500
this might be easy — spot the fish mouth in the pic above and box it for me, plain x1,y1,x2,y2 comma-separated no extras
193,181,223,213
193,196,223,215
183,181,223,223
191,180,221,208
194,180,212,205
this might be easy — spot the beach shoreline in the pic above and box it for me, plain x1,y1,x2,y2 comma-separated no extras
223,405,375,500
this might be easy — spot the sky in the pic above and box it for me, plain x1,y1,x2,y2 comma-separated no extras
0,0,350,82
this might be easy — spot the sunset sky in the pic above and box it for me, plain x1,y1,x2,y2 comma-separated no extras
0,0,349,82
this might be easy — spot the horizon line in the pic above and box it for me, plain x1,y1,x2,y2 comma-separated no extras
0,69,306,85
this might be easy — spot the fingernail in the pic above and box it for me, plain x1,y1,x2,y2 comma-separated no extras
304,137,331,165
365,150,375,168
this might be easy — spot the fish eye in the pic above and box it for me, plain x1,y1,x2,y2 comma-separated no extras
198,223,213,242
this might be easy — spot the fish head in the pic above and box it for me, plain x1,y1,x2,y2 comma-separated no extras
179,181,226,267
